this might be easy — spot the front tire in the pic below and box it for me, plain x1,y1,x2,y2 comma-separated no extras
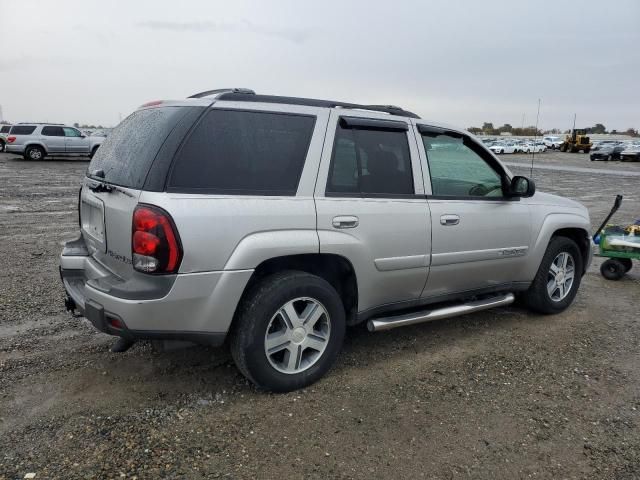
230,271,346,392
523,236,583,314
25,145,45,161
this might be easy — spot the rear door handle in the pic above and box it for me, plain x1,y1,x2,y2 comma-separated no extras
440,214,460,226
332,215,359,229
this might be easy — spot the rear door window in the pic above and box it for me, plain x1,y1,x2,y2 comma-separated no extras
42,126,65,136
168,109,316,195
1,126,11,134
10,125,37,135
327,120,414,196
88,106,190,189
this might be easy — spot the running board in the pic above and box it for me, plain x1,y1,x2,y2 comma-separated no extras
367,293,515,332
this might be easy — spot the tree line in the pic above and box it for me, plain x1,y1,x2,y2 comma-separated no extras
468,122,639,137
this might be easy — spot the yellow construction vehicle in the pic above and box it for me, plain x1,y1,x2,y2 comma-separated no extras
560,128,592,153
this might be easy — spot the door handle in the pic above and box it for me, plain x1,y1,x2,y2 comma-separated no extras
332,215,359,229
440,214,460,226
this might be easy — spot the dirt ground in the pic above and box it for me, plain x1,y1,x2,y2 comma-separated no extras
1,150,639,479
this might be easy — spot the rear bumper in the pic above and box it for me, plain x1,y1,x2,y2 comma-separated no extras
5,145,25,154
60,236,253,345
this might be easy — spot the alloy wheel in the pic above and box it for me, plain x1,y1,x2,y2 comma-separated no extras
264,297,331,374
547,252,575,302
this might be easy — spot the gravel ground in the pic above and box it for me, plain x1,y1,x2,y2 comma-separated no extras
1,151,639,479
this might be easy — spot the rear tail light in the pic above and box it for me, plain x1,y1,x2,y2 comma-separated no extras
7,136,16,143
132,204,182,274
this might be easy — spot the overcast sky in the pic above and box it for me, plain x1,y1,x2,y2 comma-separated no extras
1,0,638,131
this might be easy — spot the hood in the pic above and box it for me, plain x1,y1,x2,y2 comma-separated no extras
527,191,588,212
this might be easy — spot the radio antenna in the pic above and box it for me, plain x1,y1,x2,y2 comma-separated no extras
530,98,541,177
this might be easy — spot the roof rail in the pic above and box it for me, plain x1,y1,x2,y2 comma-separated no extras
18,122,65,125
189,89,420,118
188,88,256,99
214,92,421,119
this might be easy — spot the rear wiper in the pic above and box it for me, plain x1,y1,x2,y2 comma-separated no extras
87,180,113,193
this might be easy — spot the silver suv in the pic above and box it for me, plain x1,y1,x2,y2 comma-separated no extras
5,123,104,160
60,89,592,392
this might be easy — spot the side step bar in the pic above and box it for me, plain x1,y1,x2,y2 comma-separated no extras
367,293,515,332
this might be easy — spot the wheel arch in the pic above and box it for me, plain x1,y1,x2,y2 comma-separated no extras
25,142,48,154
551,227,591,274
526,214,591,279
235,253,359,326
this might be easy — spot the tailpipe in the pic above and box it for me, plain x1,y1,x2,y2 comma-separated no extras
367,293,515,332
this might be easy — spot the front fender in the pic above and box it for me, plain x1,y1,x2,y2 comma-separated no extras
523,212,591,279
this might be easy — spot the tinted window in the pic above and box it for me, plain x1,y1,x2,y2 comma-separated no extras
88,106,189,189
327,123,414,195
63,127,82,137
0,126,11,134
42,126,65,136
10,125,37,135
422,133,503,197
169,109,315,195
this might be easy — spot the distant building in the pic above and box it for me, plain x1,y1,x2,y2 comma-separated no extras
499,132,513,136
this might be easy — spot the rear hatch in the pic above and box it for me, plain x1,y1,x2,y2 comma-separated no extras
81,105,199,279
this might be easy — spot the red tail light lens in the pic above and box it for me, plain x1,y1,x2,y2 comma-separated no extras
132,204,182,274
7,136,16,143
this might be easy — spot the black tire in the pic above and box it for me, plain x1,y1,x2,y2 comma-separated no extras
89,146,99,159
25,145,45,161
600,259,626,280
619,258,633,272
0,140,5,153
523,236,583,314
230,271,346,392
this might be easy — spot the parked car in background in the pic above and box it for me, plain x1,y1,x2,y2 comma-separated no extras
590,144,626,161
521,142,546,153
5,123,105,160
60,89,592,391
489,142,517,154
0,124,12,152
620,145,640,162
543,136,563,149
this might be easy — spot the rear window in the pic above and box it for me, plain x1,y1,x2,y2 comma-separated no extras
10,125,37,135
1,126,11,134
87,106,189,189
168,109,315,195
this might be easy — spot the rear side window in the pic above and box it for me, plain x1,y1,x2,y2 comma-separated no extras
169,109,315,195
10,125,37,135
42,126,65,136
1,126,11,134
88,106,189,189
327,121,414,196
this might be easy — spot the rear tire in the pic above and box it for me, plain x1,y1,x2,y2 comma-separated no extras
600,259,626,280
25,145,45,161
230,271,346,392
523,237,583,314
0,140,5,153
619,258,633,272
89,146,99,159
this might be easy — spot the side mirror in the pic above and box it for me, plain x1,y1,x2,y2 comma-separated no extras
509,176,535,197
80,134,86,138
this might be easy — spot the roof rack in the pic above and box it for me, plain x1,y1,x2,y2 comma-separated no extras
188,88,256,99
18,122,65,125
187,89,420,119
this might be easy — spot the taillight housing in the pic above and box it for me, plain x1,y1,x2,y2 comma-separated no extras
7,136,16,143
132,204,182,274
